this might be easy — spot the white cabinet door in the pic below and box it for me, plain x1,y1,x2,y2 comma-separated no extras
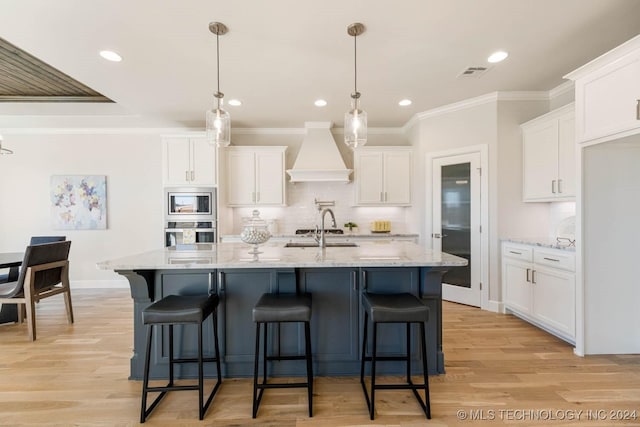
557,113,576,197
226,147,286,206
355,148,412,205
255,150,285,205
531,266,575,339
165,137,192,185
522,105,575,202
523,120,559,200
227,150,255,205
503,259,532,315
190,137,216,185
577,52,640,143
163,136,217,186
355,151,384,204
384,151,411,205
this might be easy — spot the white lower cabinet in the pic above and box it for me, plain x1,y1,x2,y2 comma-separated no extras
502,242,575,343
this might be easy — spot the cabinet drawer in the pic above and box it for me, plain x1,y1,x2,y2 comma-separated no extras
502,244,533,262
534,249,575,272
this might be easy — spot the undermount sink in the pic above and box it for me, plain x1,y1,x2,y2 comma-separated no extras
284,242,358,248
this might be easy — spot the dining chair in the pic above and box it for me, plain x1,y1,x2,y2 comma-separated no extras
0,237,65,285
0,240,73,340
30,236,66,245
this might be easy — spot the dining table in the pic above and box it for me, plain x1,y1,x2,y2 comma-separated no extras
0,252,23,324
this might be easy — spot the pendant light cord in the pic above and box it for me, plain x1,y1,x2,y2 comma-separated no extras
216,31,221,109
353,32,358,96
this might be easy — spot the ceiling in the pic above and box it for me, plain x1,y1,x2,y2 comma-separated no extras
0,0,639,130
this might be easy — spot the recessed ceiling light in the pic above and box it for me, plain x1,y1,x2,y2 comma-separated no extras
398,99,412,106
228,99,242,106
314,99,327,107
487,51,508,63
99,50,122,62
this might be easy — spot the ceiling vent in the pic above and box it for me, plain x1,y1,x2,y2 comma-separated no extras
458,66,490,78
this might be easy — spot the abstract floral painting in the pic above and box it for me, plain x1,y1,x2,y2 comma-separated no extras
51,175,107,230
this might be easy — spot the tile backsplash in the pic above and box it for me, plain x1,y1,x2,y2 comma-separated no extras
228,181,412,235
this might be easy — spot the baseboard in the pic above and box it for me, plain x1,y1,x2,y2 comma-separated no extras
486,299,503,313
70,279,129,289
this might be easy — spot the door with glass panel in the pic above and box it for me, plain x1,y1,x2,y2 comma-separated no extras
432,153,481,307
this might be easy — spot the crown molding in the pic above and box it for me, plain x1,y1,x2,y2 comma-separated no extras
548,80,574,99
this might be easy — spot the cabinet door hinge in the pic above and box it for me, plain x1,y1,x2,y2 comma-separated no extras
477,167,482,176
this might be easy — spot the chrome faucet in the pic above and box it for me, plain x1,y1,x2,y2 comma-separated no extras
316,208,336,248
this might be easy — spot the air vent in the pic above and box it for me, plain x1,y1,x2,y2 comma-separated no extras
458,66,490,78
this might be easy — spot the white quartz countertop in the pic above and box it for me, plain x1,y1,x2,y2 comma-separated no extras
97,241,467,270
502,237,576,252
221,232,419,240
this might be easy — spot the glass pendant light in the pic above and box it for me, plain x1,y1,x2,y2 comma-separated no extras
344,22,367,149
206,22,231,147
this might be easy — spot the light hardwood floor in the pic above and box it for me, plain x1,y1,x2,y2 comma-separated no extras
1,289,639,426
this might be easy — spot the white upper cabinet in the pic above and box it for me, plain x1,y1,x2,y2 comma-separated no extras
163,136,217,186
354,147,412,206
565,34,640,144
226,146,286,206
522,104,575,202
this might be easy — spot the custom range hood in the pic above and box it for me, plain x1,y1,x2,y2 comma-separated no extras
287,122,353,183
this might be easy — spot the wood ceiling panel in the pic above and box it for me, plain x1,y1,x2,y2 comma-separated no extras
0,37,112,102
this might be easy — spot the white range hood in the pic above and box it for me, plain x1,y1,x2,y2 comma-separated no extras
287,122,352,183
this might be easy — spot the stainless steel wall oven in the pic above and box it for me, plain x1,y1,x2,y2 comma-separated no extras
164,187,216,246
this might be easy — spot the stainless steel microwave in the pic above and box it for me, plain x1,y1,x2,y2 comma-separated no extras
165,187,216,221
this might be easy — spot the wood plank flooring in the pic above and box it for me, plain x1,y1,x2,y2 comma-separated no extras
1,289,639,426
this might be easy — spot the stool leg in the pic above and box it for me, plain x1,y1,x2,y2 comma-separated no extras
360,311,371,414
198,322,204,420
370,321,378,420
213,311,222,383
305,321,313,417
168,325,174,387
140,324,153,423
406,322,411,383
262,322,268,385
420,321,431,419
252,322,261,418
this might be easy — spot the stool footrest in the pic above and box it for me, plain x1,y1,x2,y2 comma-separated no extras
265,355,307,361
146,384,199,392
375,383,427,390
172,357,219,364
363,355,411,362
257,382,310,389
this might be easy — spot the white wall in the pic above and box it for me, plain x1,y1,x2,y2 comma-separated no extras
582,135,640,353
0,133,163,286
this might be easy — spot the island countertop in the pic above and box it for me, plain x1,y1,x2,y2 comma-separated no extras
97,241,467,270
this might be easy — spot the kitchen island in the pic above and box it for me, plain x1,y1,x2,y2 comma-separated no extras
98,241,467,380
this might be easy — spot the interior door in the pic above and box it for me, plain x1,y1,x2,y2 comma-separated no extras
432,153,481,307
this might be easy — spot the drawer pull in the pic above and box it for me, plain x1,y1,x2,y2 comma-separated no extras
543,257,560,262
552,180,557,194
531,270,536,284
526,268,531,282
637,99,640,120
509,250,522,255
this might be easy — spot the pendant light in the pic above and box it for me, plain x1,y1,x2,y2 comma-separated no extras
0,134,13,155
344,22,367,149
206,22,231,147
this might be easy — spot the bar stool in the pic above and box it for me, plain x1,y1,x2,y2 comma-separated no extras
140,294,222,423
360,292,431,420
252,293,313,418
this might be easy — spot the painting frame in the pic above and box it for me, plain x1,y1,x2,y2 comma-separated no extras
50,175,107,230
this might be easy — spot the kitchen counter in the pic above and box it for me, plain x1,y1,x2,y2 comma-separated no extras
98,242,467,380
98,241,463,270
220,232,420,242
501,237,576,251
